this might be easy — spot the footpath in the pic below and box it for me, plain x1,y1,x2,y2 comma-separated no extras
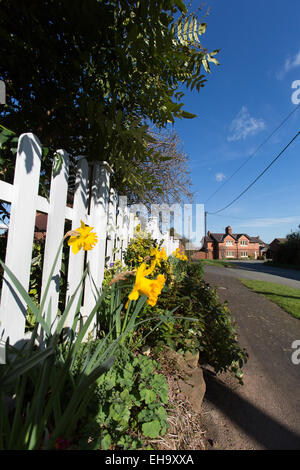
200,270,300,450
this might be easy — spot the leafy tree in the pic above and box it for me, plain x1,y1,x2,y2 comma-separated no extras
0,0,219,200
274,228,300,266
119,128,193,206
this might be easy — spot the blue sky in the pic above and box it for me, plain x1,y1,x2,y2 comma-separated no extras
173,0,300,244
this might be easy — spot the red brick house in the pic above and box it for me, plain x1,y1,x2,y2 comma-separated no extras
34,212,48,240
193,226,266,260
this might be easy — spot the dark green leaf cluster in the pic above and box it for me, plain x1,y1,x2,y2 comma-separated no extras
273,229,300,266
134,260,248,383
73,344,169,450
0,0,219,201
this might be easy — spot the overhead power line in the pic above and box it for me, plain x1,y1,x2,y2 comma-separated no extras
207,212,300,221
205,102,300,204
207,131,300,215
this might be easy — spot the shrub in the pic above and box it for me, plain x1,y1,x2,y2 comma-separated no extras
134,260,247,383
123,234,173,285
274,230,300,266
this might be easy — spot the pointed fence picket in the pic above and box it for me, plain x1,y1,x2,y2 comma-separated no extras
0,133,42,345
40,149,69,330
63,156,89,330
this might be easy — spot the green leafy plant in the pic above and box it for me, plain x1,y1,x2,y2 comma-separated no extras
123,234,173,285
0,237,125,450
140,260,248,383
123,233,158,269
73,345,169,450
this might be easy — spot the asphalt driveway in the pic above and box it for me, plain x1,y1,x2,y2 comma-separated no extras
201,265,300,450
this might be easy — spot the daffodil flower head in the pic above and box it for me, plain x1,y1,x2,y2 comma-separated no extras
127,262,166,308
172,247,188,261
67,220,98,254
150,245,167,268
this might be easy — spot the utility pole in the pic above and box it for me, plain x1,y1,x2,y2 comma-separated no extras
188,215,191,261
205,211,207,259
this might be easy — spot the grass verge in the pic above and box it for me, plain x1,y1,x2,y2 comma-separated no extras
240,279,300,319
200,259,236,268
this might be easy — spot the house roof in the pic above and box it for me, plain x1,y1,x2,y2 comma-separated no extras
248,236,266,245
207,232,265,244
272,238,287,243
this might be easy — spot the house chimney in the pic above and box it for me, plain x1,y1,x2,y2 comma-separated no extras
225,226,232,235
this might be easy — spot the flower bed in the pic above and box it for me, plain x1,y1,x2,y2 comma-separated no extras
0,226,247,450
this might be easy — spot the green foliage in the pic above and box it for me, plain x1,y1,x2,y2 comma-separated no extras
73,345,169,449
0,241,119,450
136,260,248,383
123,234,173,284
273,229,300,266
168,256,189,284
26,240,44,330
123,233,158,269
103,260,127,287
122,235,247,383
195,281,248,382
0,1,219,203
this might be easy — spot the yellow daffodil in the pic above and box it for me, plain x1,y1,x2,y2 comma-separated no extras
126,262,166,308
150,245,167,268
67,220,98,254
172,247,188,261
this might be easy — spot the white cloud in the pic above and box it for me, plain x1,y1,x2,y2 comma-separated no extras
215,172,226,182
227,106,265,142
277,48,300,79
239,216,300,228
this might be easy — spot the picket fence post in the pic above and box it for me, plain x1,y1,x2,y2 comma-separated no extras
64,157,89,329
106,188,117,266
115,200,124,262
82,161,112,332
122,206,130,253
40,149,69,331
0,133,42,346
128,212,135,243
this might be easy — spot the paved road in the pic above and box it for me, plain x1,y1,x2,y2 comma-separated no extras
204,260,300,289
201,265,300,450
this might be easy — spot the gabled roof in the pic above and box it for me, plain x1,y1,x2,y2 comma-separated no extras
207,232,265,244
271,238,287,244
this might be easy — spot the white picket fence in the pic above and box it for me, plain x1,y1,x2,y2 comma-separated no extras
0,133,179,347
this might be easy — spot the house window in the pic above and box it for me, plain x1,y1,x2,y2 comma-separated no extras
241,251,248,257
226,251,234,258
240,240,248,246
226,240,234,246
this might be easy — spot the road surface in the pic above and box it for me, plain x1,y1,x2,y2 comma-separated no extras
200,263,300,450
204,260,300,289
